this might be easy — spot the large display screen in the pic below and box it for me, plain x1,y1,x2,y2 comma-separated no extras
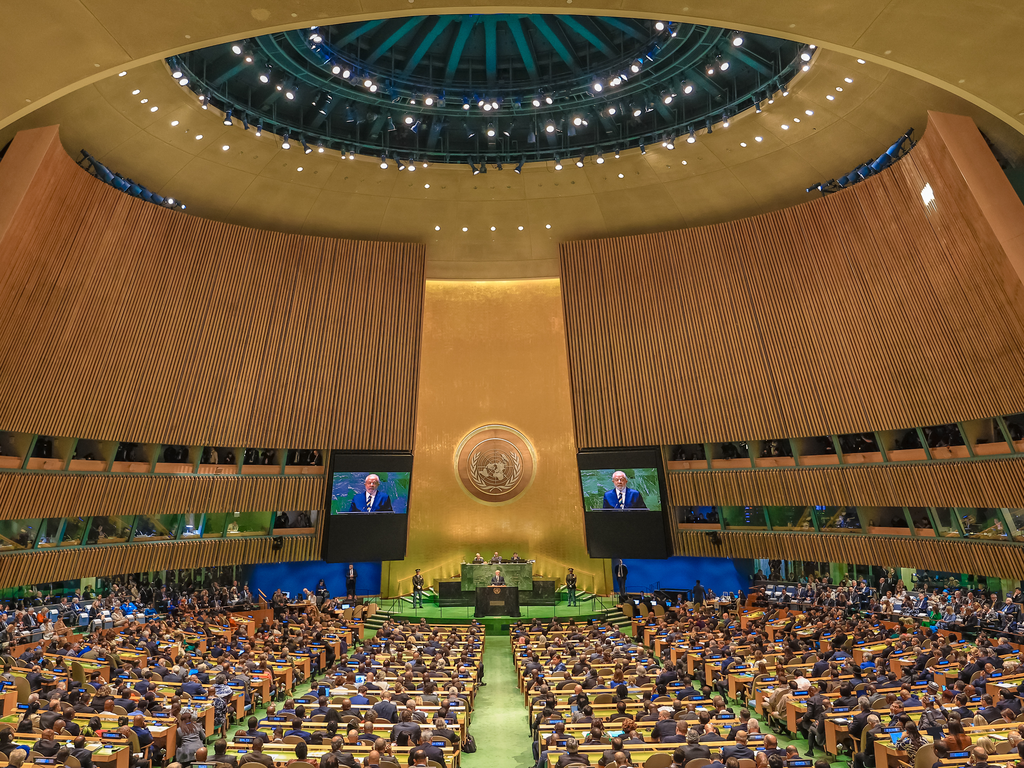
330,472,411,514
578,448,670,559
321,452,412,562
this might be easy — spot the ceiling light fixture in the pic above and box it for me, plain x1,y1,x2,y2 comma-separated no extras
281,133,291,150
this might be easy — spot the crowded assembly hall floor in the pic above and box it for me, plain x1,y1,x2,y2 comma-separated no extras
4,583,1024,768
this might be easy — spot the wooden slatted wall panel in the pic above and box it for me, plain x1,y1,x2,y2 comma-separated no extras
0,473,324,520
667,457,1024,508
560,121,1024,448
0,138,424,450
0,534,317,589
677,530,1024,581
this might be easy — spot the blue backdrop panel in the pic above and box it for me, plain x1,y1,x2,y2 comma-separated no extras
620,556,751,595
241,561,381,599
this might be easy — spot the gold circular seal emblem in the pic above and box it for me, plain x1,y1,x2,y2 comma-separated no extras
454,424,536,504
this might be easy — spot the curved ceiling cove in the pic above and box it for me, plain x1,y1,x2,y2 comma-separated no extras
169,15,808,166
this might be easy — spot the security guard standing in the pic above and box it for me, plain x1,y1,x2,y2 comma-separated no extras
412,568,425,608
566,568,578,607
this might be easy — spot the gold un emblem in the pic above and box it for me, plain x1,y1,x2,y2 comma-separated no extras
454,424,536,504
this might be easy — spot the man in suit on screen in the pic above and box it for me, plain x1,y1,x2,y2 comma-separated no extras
601,471,647,510
350,474,393,512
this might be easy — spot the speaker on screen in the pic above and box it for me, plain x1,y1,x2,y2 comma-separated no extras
578,447,670,559
321,450,412,562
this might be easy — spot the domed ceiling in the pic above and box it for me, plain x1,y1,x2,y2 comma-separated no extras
170,15,806,166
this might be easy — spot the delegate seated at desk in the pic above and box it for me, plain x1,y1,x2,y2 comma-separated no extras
490,551,503,564
472,553,485,564
491,570,506,586
601,471,647,510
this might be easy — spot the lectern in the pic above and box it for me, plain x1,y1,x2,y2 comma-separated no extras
474,585,520,617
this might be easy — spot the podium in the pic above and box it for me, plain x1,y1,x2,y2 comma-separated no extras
475,585,520,617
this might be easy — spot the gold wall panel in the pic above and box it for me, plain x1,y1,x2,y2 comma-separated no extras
668,458,1024,509
560,116,1024,447
0,472,324,520
677,530,1024,581
0,126,424,451
0,534,316,589
387,279,609,597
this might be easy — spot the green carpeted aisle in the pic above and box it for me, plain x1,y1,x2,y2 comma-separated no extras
464,638,532,768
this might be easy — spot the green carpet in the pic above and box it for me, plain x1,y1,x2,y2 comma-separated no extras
463,638,532,768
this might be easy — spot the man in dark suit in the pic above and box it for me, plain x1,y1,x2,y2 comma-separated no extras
721,732,755,761
556,739,591,768
71,736,95,768
614,560,628,597
346,564,358,599
491,570,506,586
680,730,711,762
602,472,647,509
350,474,393,512
598,738,632,767
661,722,688,744
412,731,446,767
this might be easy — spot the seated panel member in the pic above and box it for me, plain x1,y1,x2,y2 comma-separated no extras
350,474,393,512
602,471,647,510
490,551,503,564
472,553,485,564
491,570,506,586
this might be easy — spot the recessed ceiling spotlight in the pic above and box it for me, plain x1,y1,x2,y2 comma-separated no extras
836,86,844,92
462,227,468,232
801,51,812,62
618,173,624,178
805,110,814,116
222,144,230,151
857,58,866,64
845,77,854,83
681,160,687,165
424,184,430,189
231,44,243,55
720,61,730,71
518,225,524,230
195,134,203,140
754,136,763,142
434,225,441,231
655,21,665,30
545,224,551,229
607,106,616,115
119,71,127,77
740,142,747,147
140,98,149,104
178,77,189,86
490,226,496,231
793,118,801,123
150,106,159,112
826,95,835,100
132,89,140,95
732,35,743,46
171,120,179,126
682,82,694,95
